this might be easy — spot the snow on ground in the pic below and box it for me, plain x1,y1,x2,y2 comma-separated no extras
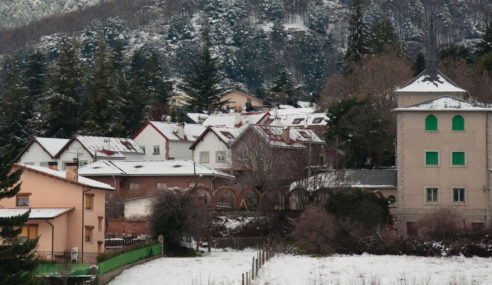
108,248,256,285
254,254,492,285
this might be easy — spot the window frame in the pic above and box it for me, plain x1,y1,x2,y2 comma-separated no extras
216,151,226,162
98,216,103,232
199,151,210,163
129,182,140,191
452,187,466,204
452,114,464,131
312,117,324,124
425,186,439,204
18,224,38,242
16,193,30,207
425,114,438,131
424,150,440,167
85,194,94,210
156,182,167,191
153,145,160,155
451,151,466,167
84,226,94,242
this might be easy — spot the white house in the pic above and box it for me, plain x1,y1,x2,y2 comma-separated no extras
55,136,144,169
17,137,69,168
132,121,206,160
202,112,270,128
189,126,244,170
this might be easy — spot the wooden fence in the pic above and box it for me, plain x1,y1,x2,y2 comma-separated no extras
241,247,275,285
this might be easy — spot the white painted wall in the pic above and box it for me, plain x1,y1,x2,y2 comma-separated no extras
18,142,55,167
124,197,153,220
57,141,93,169
193,132,231,170
133,125,168,160
169,141,193,160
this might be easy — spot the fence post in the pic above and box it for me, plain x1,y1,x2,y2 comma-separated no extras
255,258,258,276
251,257,255,280
242,273,245,285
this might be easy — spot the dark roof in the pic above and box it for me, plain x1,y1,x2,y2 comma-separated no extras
348,169,397,187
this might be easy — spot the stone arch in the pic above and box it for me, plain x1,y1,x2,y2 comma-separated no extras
212,186,239,209
237,186,263,211
188,186,213,205
260,189,286,211
288,189,310,210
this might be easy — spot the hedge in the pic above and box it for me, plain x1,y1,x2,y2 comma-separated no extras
98,243,161,275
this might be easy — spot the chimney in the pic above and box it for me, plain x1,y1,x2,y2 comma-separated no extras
66,160,78,182
178,122,185,139
234,113,242,128
48,161,58,171
103,139,111,151
281,127,290,144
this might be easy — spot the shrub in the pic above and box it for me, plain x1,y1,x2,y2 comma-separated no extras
417,208,461,240
291,205,338,254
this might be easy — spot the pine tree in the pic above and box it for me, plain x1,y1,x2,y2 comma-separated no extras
0,147,38,284
181,30,226,114
23,51,47,108
43,38,83,138
367,19,398,54
475,22,492,58
0,55,33,152
344,0,369,64
267,68,298,106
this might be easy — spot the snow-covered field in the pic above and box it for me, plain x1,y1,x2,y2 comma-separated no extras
255,254,492,285
109,250,492,285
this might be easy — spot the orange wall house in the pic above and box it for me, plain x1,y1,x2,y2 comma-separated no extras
0,164,114,264
220,90,264,112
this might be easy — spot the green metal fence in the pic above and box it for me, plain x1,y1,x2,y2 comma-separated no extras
33,263,91,277
98,243,161,275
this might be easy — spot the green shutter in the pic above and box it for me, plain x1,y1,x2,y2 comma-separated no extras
452,152,465,165
452,115,464,131
426,151,438,165
425,115,437,130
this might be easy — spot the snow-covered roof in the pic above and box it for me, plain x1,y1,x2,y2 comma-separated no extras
276,107,316,115
290,169,397,191
186,113,209,124
75,136,143,157
394,96,492,112
395,70,466,93
202,112,269,128
141,121,206,142
35,137,69,157
79,160,234,178
0,208,73,219
271,113,328,127
190,126,245,150
233,125,324,149
20,164,114,190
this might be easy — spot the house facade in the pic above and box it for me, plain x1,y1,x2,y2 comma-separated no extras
132,121,205,160
395,71,492,235
220,90,264,112
17,137,69,168
0,164,113,263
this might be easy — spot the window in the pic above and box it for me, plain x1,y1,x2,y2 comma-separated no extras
84,226,93,242
98,216,103,231
140,146,146,154
216,151,226,162
153,145,160,155
292,118,304,124
199,151,210,163
188,182,205,188
156,182,167,190
425,114,437,130
18,225,38,242
452,151,465,166
221,131,235,140
425,151,439,166
85,194,94,210
453,188,465,203
425,187,439,203
299,131,311,138
16,194,30,206
129,182,140,190
312,117,324,124
98,241,103,253
452,115,464,131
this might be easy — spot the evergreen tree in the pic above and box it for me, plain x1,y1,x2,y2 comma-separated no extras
181,30,226,114
0,55,33,152
0,147,38,284
475,22,492,58
43,39,83,138
344,0,369,64
267,68,299,106
413,52,426,76
22,51,47,108
367,19,398,54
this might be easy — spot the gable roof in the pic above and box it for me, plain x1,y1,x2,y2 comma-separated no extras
395,70,466,93
221,89,264,104
290,169,397,191
393,96,492,112
271,112,328,127
19,164,114,190
79,160,234,178
133,121,206,142
55,136,143,159
16,137,70,161
231,125,324,149
0,208,74,219
202,112,270,128
190,126,245,150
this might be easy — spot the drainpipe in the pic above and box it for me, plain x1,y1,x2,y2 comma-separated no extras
46,220,54,260
81,188,91,263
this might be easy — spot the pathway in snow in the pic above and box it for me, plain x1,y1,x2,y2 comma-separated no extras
108,248,256,285
253,254,492,285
